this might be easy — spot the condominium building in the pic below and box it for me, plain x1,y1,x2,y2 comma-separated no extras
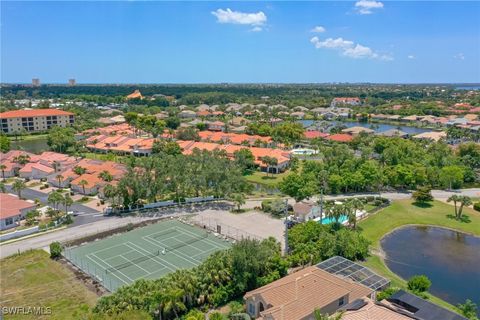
32,78,40,87
68,78,76,86
0,109,75,134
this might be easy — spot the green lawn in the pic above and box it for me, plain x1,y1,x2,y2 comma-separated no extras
359,199,480,313
245,170,290,187
8,134,49,141
0,250,98,319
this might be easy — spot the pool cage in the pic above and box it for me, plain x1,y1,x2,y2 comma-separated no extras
316,256,390,291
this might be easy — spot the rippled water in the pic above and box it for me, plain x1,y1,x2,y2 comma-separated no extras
382,226,480,310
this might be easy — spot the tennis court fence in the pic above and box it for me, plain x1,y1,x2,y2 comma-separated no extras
190,216,264,242
63,246,125,292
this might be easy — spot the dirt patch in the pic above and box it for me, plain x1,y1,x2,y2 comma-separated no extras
59,257,107,296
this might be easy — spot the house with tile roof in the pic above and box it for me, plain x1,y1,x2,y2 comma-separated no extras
0,193,36,230
244,265,373,320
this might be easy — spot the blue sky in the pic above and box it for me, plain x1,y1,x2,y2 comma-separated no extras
1,1,479,83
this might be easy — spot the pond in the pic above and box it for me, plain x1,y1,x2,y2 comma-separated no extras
299,120,430,135
10,137,50,154
381,226,480,311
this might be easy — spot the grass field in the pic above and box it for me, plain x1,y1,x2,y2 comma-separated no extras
359,199,480,312
64,219,231,291
245,170,290,187
360,199,480,248
0,250,98,320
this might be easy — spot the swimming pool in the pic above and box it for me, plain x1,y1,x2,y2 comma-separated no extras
317,215,348,224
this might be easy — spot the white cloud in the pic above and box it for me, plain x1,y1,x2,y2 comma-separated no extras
310,26,326,33
354,0,384,14
408,55,415,59
310,36,393,61
250,26,263,32
212,8,267,27
454,53,465,60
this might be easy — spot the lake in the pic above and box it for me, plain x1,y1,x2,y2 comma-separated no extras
10,137,50,154
299,120,430,135
381,226,480,310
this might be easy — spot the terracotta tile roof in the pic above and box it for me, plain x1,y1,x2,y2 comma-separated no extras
0,193,36,219
0,109,74,118
19,162,54,174
304,131,330,139
326,134,354,143
245,266,373,320
341,298,413,320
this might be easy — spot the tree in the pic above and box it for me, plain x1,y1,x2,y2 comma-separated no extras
208,312,227,320
457,196,473,220
0,134,10,153
457,299,478,320
233,149,256,174
0,182,5,193
0,164,6,181
279,173,316,202
26,209,40,226
64,193,73,214
260,156,278,176
13,154,30,165
407,275,431,293
176,127,200,141
230,193,246,212
55,174,64,187
47,126,76,153
159,288,187,319
152,140,182,155
447,195,460,218
412,186,433,204
314,309,344,320
50,241,62,259
166,117,180,130
346,198,364,229
73,165,86,175
98,170,113,182
439,165,464,190
12,179,26,198
79,179,88,195
48,190,64,211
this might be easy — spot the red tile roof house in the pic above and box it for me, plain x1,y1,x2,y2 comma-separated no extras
207,121,226,132
244,265,373,320
330,97,362,108
0,193,36,230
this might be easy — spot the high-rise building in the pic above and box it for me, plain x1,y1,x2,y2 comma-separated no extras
68,79,76,86
32,78,40,87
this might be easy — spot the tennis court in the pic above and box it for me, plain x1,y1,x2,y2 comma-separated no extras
63,219,231,291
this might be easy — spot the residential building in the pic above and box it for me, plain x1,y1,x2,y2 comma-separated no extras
376,129,409,138
326,134,354,143
68,78,76,86
126,90,143,99
412,131,447,142
0,109,75,134
0,194,36,230
179,110,197,118
331,97,361,108
340,298,414,320
244,265,373,320
207,121,226,132
293,201,321,222
32,78,40,87
342,127,375,136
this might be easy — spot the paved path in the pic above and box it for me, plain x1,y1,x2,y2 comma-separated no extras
0,216,156,259
5,186,100,214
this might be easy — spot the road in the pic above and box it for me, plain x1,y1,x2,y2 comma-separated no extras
0,216,157,259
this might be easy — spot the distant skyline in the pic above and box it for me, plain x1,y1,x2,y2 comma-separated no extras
1,1,479,84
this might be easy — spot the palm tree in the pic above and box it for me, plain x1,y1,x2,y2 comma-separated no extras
55,174,64,188
0,182,6,193
447,195,460,218
0,164,6,181
347,198,364,229
457,196,472,220
231,193,246,212
63,193,73,214
98,170,113,182
48,191,64,211
159,288,186,319
73,165,86,175
78,179,88,195
326,203,344,224
12,179,26,198
314,309,344,320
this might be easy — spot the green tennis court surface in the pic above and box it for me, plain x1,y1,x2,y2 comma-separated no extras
64,219,231,291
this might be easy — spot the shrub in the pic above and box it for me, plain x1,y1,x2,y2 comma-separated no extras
376,287,400,301
407,275,431,293
44,183,49,188
64,214,74,225
473,202,480,212
261,200,272,212
49,241,62,259
126,223,134,231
